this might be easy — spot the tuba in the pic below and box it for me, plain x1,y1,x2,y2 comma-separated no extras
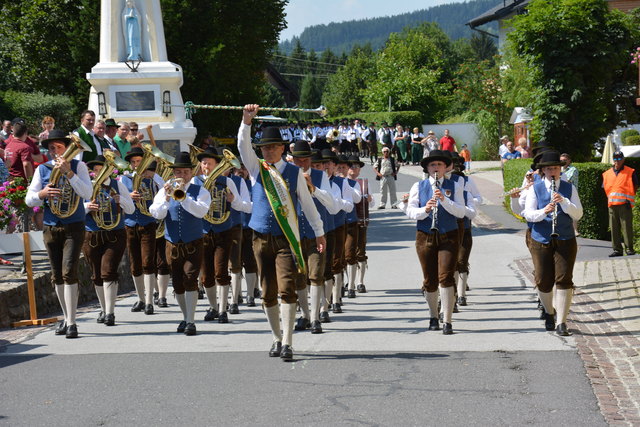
188,144,204,176
90,150,128,230
327,129,340,143
132,143,158,216
203,149,241,224
49,134,92,218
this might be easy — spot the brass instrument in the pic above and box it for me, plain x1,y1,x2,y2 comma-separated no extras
430,172,440,232
90,150,128,230
327,129,340,143
550,178,559,238
166,178,186,201
132,143,158,216
147,146,176,239
49,134,92,218
203,149,241,224
188,144,204,176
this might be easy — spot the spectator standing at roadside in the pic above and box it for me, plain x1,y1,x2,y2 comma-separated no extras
460,144,471,170
410,127,424,165
502,141,522,164
515,137,531,159
560,153,578,189
114,122,131,157
0,120,11,147
38,116,55,141
423,130,439,159
4,119,34,180
439,129,457,153
498,136,510,157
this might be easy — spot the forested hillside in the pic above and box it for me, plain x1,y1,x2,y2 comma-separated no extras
279,0,497,54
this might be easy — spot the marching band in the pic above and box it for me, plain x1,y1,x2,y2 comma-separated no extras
23,104,582,354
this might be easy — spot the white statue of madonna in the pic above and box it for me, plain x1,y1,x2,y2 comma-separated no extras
122,0,142,61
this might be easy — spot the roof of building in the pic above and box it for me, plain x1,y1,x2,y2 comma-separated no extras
467,0,531,28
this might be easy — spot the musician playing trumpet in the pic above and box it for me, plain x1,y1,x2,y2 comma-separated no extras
82,155,134,326
398,149,465,335
522,150,582,336
26,129,93,339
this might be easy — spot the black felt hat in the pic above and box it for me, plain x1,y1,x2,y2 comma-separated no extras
420,149,452,170
347,155,364,167
536,150,565,168
86,155,106,169
124,146,145,162
531,139,554,155
197,146,221,161
321,148,339,163
169,152,194,169
292,140,312,158
310,150,326,163
337,154,351,164
104,118,120,128
255,126,286,147
40,129,71,149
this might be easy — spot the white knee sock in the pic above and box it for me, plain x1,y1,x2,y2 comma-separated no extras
556,288,573,324
537,290,555,315
184,291,198,324
204,286,217,310
441,286,455,323
281,302,297,347
104,281,118,315
245,272,257,298
297,286,309,319
132,275,145,302
157,274,169,299
264,304,282,342
310,285,322,323
457,273,468,298
219,285,229,313
333,273,343,304
94,285,106,312
143,274,156,305
357,261,367,285
175,293,187,321
322,279,333,310
55,284,67,322
347,263,357,290
64,283,79,326
231,272,242,303
425,291,439,319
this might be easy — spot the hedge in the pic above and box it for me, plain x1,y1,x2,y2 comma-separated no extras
0,90,76,136
623,135,640,146
503,158,640,249
620,129,639,145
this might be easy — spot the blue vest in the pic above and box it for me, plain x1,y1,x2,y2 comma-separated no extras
165,184,204,243
249,162,299,236
463,190,471,230
228,175,243,228
298,168,328,238
85,179,124,231
345,178,358,224
242,178,252,228
417,178,458,234
120,174,156,227
331,175,346,227
40,160,86,226
531,180,574,244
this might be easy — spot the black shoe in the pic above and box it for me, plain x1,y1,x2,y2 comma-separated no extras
197,288,205,299
96,311,105,323
247,296,256,307
204,307,219,321
319,311,331,323
105,313,115,326
65,324,78,339
229,303,240,315
177,320,187,333
544,312,556,331
218,312,229,323
331,303,342,314
377,205,385,210
457,296,467,306
310,320,323,334
442,323,453,335
453,302,459,313
356,284,367,293
556,323,572,336
295,317,311,331
341,286,346,299
348,289,356,299
269,341,282,357
153,291,159,305
466,284,470,291
144,304,154,315
184,323,197,336
280,345,293,361
428,317,440,331
626,250,636,256
131,300,144,312
157,297,168,308
238,295,244,304
55,320,67,335
254,288,261,298
609,251,623,257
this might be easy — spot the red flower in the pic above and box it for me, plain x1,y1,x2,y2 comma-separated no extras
0,192,5,198
17,186,25,191
8,188,16,193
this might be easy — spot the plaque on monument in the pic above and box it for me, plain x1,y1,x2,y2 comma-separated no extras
115,91,155,111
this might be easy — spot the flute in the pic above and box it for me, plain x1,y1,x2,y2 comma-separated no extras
500,181,533,197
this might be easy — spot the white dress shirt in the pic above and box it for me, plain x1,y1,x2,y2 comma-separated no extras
401,177,466,221
83,177,135,216
522,177,582,223
149,182,211,220
190,175,247,213
26,161,93,207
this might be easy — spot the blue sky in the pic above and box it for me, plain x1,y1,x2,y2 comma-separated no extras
281,0,469,41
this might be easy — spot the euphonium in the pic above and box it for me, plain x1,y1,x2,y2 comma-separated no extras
327,129,340,143
203,149,241,224
132,143,158,216
49,134,92,218
166,178,186,201
148,147,176,239
90,150,127,230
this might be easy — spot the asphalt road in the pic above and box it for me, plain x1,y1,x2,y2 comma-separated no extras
0,163,605,426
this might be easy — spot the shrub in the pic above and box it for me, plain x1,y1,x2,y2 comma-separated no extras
502,158,532,216
0,90,76,136
619,129,639,145
623,135,640,146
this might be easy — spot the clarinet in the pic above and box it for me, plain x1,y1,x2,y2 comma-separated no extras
430,172,440,232
550,177,559,238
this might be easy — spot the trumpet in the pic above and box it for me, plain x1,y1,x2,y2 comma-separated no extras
430,172,440,232
166,178,186,201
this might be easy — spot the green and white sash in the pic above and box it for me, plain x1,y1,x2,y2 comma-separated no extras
258,160,306,274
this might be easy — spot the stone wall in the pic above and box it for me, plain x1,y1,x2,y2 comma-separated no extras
0,254,134,329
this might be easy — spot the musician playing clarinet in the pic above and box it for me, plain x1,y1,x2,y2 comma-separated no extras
522,150,582,336
399,150,465,335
